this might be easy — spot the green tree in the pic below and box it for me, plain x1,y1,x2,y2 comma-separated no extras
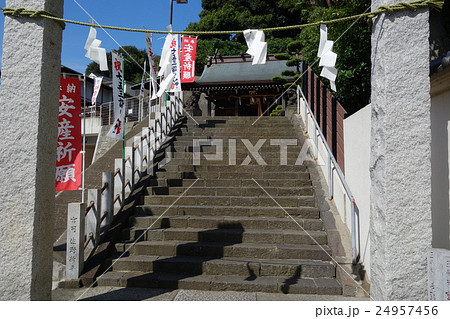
85,46,149,84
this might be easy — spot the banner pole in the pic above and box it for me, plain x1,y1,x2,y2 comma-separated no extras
81,74,86,203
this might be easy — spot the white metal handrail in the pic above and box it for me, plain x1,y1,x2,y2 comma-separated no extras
296,85,358,264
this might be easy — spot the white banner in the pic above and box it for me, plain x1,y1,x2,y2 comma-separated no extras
107,52,125,140
91,75,103,106
169,34,182,92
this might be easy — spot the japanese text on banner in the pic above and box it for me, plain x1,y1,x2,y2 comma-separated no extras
107,52,125,140
169,35,182,92
181,37,197,83
56,78,82,191
91,76,103,106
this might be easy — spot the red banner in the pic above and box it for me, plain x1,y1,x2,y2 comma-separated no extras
180,36,197,83
56,77,82,191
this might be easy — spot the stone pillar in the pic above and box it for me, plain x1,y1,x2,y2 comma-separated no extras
0,0,64,300
370,1,432,300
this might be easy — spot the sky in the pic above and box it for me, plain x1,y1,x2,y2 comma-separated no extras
0,0,203,73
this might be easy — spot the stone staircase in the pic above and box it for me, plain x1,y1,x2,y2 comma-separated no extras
97,116,342,295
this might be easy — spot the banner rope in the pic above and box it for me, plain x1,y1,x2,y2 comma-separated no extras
1,0,444,34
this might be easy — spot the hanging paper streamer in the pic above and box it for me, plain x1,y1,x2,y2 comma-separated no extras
84,27,108,71
181,37,197,83
317,24,338,91
243,29,267,65
107,52,125,140
90,74,103,106
56,77,82,191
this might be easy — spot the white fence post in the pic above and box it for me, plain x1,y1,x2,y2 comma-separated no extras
124,147,133,196
114,158,124,211
86,189,101,248
134,136,142,183
100,172,114,229
66,203,85,280
142,127,149,171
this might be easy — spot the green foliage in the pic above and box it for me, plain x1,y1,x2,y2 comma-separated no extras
286,57,302,67
274,53,291,60
281,70,296,76
270,105,284,116
287,40,302,53
85,46,149,84
272,76,287,84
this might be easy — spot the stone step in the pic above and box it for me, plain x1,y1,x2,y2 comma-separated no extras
109,255,335,279
116,241,332,261
172,145,302,153
143,195,316,208
173,133,297,139
120,227,327,245
188,117,292,123
146,178,313,189
159,164,307,173
165,156,307,166
153,171,310,180
170,151,304,159
97,271,341,295
129,215,324,231
147,185,314,196
135,205,320,219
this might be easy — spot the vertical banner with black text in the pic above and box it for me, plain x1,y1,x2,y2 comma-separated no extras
107,52,125,140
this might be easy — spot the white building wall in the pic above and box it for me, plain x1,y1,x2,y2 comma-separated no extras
344,104,372,280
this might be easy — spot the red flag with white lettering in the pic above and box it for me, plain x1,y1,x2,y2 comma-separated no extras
180,37,197,83
56,77,82,191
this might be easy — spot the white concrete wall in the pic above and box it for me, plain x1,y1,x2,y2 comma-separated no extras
431,88,450,249
82,117,102,135
344,104,372,279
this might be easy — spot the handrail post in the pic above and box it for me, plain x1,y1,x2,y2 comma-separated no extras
142,127,149,171
66,203,85,280
296,85,300,115
148,132,156,176
351,199,357,264
314,129,319,160
113,159,124,211
134,136,142,183
328,155,334,200
86,189,101,248
124,147,133,196
156,113,162,150
100,172,114,229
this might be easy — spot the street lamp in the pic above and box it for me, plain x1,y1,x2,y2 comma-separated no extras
170,0,188,28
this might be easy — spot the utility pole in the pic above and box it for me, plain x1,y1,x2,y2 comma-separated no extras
169,0,188,29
